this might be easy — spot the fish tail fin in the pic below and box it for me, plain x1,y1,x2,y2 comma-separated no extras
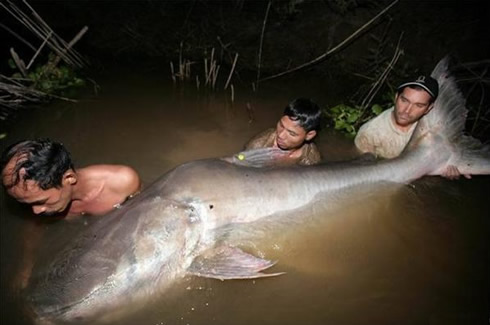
406,56,490,176
450,135,490,175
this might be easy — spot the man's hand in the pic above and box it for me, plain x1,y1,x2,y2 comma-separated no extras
12,266,32,292
441,165,472,180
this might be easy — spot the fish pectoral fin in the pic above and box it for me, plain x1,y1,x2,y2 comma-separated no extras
187,246,285,280
222,148,291,168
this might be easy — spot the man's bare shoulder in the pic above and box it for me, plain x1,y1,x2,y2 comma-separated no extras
79,165,141,196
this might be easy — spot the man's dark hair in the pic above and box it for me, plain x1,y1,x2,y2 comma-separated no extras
283,98,322,132
0,139,74,190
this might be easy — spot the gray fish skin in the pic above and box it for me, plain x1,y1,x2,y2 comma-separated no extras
25,57,490,324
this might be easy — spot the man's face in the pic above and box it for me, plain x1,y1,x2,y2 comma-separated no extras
2,163,73,216
275,115,316,150
394,87,434,127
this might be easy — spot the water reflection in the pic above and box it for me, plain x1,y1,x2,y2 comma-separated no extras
1,74,488,325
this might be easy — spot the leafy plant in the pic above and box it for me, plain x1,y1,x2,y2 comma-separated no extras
9,56,86,96
324,102,386,137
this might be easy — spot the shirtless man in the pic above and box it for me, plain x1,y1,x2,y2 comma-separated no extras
244,98,323,165
1,139,141,288
354,75,469,179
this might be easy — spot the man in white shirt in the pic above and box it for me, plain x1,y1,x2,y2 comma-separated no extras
355,75,469,179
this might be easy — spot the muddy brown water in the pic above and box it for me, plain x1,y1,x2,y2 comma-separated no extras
1,73,489,325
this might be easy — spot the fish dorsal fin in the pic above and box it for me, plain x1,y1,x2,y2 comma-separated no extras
187,246,285,280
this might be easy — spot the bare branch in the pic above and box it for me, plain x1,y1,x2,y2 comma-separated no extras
256,1,272,90
258,0,400,83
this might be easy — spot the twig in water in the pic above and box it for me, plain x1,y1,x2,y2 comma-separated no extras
246,102,255,123
0,22,37,51
2,0,87,68
26,31,52,70
179,41,184,81
224,53,239,90
359,32,404,112
47,26,88,71
258,0,399,83
185,60,192,80
170,61,176,83
9,48,27,76
212,65,220,90
204,52,209,86
256,1,272,91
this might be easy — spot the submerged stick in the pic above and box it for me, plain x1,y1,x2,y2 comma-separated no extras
185,61,191,80
3,1,87,67
10,48,27,76
258,0,399,83
179,41,184,81
224,53,239,90
26,31,52,70
47,26,88,71
212,65,220,90
204,51,209,86
170,61,176,83
0,22,36,51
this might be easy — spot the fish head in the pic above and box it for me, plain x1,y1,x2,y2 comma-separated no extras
25,196,206,324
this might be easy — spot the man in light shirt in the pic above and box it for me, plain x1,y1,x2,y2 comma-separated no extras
355,75,469,179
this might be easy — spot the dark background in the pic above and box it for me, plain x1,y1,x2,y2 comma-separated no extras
3,1,489,75
1,0,489,138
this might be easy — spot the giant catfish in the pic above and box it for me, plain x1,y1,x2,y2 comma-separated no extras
24,57,490,324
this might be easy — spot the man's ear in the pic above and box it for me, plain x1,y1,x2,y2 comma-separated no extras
17,167,27,178
305,130,317,141
62,169,77,185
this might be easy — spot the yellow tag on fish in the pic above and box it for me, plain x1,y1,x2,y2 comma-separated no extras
237,153,245,161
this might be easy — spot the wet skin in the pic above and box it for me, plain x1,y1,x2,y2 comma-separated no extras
274,115,316,151
392,87,433,132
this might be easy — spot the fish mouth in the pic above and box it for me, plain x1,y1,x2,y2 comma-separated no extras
27,285,100,324
27,299,77,324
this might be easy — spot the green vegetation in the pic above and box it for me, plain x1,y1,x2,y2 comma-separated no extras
8,57,86,96
324,100,390,137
